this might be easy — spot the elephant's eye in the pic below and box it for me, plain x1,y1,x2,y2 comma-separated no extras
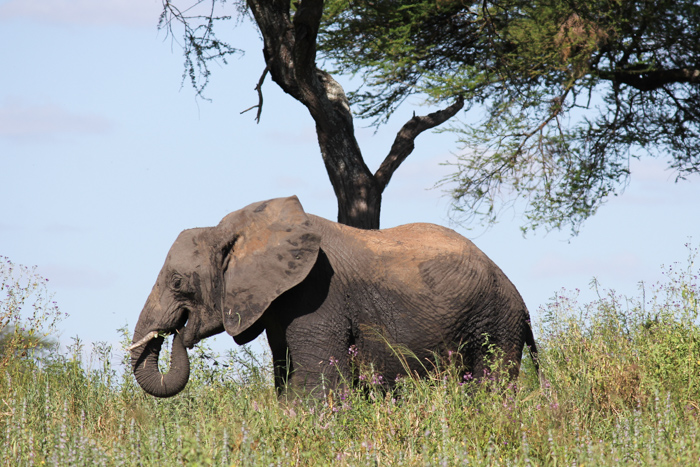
171,275,184,290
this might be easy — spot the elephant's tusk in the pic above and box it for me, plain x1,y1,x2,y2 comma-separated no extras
128,330,160,351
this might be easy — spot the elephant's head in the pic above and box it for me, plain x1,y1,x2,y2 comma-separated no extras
130,196,321,397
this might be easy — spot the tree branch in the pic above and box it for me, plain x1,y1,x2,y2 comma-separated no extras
247,0,345,125
292,0,324,77
240,66,269,123
603,67,700,91
246,0,299,98
374,96,465,191
247,0,378,228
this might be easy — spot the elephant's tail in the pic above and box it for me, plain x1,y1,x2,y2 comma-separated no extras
524,319,541,381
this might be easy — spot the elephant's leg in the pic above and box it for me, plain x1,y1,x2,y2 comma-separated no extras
493,320,528,382
270,346,293,396
265,321,293,396
264,314,350,397
465,334,524,384
463,347,488,382
286,348,353,397
283,321,355,398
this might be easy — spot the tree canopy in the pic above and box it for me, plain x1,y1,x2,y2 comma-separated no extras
321,0,700,233
159,0,700,233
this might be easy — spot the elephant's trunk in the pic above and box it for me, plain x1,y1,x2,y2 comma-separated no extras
131,328,190,398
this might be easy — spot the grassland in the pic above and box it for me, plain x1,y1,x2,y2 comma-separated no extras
2,249,700,466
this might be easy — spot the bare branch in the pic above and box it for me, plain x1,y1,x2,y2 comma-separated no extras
159,0,241,97
240,66,269,123
374,96,465,191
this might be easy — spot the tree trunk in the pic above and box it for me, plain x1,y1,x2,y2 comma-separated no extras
161,1,464,229
247,0,463,230
310,74,383,229
332,168,382,229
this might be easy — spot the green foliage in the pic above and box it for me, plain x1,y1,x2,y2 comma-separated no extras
539,245,700,415
321,0,489,121
156,0,700,233
0,257,62,368
4,247,700,464
321,0,700,234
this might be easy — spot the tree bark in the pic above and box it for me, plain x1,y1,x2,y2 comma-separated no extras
603,67,700,92
247,0,463,229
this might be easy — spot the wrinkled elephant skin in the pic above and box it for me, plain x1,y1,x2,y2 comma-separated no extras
130,196,538,398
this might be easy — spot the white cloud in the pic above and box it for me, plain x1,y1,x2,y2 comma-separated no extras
41,223,84,234
262,127,318,146
629,158,676,183
39,264,118,289
612,157,700,207
0,100,111,141
274,175,309,191
0,0,163,28
531,252,642,280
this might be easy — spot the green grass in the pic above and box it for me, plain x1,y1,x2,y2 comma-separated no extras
2,248,700,465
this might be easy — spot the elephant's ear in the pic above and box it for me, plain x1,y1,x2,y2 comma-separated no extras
220,196,321,338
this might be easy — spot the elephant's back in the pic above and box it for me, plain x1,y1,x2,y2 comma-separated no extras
317,217,518,297
384,223,522,298
325,220,476,257
312,217,506,284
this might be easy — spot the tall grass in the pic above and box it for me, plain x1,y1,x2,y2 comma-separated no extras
2,248,700,465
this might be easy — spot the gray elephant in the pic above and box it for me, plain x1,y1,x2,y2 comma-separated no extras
130,196,538,398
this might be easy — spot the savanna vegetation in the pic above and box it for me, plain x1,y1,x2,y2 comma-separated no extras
3,248,700,465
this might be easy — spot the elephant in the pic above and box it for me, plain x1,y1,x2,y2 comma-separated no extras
130,196,538,398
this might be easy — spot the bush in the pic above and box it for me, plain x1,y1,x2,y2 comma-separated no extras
0,257,63,369
539,245,700,415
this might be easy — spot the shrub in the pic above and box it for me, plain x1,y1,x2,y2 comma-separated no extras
538,245,700,416
0,257,63,369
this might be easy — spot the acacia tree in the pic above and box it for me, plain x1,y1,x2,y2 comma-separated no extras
322,0,700,233
161,0,700,234
160,0,463,229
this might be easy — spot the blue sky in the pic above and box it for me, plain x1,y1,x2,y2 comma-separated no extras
2,0,699,361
